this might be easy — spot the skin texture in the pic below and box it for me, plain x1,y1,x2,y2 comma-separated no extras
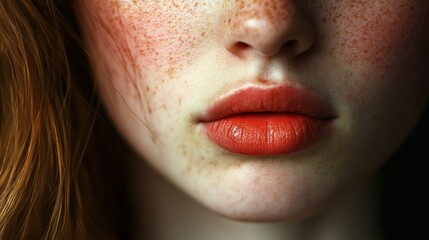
76,0,429,221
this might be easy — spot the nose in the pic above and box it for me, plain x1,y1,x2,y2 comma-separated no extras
223,0,315,58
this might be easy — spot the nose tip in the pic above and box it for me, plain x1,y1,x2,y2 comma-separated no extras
223,1,315,58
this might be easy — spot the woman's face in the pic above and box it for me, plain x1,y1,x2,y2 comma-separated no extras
77,0,429,220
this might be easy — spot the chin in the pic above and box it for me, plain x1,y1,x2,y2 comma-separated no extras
205,189,330,223
185,159,343,223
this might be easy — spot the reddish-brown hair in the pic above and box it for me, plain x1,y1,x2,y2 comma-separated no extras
0,1,127,239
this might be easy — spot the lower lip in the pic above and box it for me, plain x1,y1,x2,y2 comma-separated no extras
202,113,331,156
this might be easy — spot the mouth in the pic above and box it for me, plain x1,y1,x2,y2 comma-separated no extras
198,85,336,156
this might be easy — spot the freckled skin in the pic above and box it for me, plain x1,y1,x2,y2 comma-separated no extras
76,0,429,221
317,1,427,67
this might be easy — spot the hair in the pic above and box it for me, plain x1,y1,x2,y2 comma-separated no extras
0,1,427,239
0,1,131,239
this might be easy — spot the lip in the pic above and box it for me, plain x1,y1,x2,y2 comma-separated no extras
198,85,335,156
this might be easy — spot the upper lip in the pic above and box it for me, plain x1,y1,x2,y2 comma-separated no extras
199,84,336,122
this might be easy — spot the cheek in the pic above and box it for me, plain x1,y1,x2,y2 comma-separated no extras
316,1,429,104
308,1,429,152
78,1,208,117
79,0,207,83
341,7,408,67
82,1,221,119
90,1,212,78
322,1,428,69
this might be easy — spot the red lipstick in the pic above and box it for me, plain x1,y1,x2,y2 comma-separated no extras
199,85,335,156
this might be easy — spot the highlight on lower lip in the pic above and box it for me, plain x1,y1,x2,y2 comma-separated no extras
203,113,329,156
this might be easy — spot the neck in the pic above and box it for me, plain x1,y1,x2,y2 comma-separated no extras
129,157,383,240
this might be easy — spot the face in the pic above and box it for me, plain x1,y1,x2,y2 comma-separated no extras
76,0,429,221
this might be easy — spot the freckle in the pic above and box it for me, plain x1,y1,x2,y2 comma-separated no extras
148,106,153,114
208,160,219,168
166,67,175,78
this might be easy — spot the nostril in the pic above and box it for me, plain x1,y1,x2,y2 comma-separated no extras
222,3,315,60
229,41,252,58
284,39,299,52
236,42,251,51
276,39,307,57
